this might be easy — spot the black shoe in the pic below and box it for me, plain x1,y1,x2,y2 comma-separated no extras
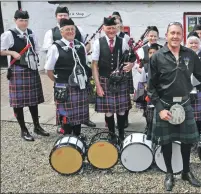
84,120,96,127
21,130,34,141
34,125,50,136
182,171,201,187
164,173,174,191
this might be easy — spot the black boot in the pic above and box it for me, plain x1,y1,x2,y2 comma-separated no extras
164,173,174,191
21,128,34,141
84,120,96,127
182,171,201,187
13,107,34,141
117,114,126,142
29,105,50,136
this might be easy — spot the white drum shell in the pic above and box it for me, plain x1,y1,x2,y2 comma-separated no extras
121,133,153,172
55,136,86,154
154,141,183,174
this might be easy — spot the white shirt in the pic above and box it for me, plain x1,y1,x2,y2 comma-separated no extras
44,38,87,70
91,35,129,61
137,42,151,60
0,26,40,54
139,67,148,83
42,24,87,51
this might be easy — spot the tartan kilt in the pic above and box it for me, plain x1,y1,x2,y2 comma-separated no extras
135,82,147,110
95,77,131,113
151,99,199,145
56,85,89,126
9,65,44,108
146,105,155,140
127,72,134,94
191,92,201,121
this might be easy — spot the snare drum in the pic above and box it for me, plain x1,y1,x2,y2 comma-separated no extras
121,133,153,172
87,132,120,169
154,141,183,174
49,135,86,175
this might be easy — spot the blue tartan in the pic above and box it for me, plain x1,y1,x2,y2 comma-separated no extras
95,77,131,113
9,65,44,108
56,85,89,126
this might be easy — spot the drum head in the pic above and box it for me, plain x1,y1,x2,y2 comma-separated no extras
50,146,83,175
154,142,183,174
87,141,118,169
121,143,153,172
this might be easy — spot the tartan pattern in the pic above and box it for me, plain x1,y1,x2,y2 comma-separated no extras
127,72,134,94
9,65,44,108
135,82,147,109
151,100,199,145
56,85,89,126
191,92,201,121
95,77,131,113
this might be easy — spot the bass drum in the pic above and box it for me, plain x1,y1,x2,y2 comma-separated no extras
121,133,153,172
49,135,86,175
154,141,183,174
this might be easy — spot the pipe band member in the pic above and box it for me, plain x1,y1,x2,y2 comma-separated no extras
1,10,49,141
45,18,92,136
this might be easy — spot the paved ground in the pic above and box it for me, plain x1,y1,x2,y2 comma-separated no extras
1,70,201,193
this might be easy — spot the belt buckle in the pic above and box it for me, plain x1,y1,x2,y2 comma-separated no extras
173,97,182,102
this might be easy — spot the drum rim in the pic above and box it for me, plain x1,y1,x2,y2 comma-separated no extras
120,142,154,172
87,141,119,170
49,144,85,175
154,142,182,174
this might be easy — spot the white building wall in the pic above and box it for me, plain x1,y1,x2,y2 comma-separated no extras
1,1,201,69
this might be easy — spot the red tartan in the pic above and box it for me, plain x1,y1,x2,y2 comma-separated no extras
9,65,44,108
191,92,201,121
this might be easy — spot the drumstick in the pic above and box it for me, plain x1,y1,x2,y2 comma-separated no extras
10,44,31,65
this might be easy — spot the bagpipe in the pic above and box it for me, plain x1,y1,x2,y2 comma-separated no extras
109,42,137,93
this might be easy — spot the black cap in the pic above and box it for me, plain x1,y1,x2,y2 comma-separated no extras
147,26,159,34
193,24,201,31
103,17,116,26
60,18,74,28
112,11,121,17
55,6,69,15
187,31,199,39
14,10,29,19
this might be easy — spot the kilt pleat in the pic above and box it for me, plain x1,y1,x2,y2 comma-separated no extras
95,77,131,113
56,85,89,125
151,99,199,145
9,65,44,108
191,92,201,121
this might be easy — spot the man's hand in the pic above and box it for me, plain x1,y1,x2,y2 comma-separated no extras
159,110,172,121
96,85,104,97
12,51,21,60
123,62,134,72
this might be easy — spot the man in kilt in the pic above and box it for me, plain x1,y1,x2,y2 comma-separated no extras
43,6,95,129
186,32,201,135
1,10,49,141
147,22,201,191
92,17,134,141
44,18,91,137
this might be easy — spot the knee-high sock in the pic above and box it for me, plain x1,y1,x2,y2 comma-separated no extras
29,105,39,126
161,143,173,173
116,114,125,137
13,107,26,131
181,143,191,173
125,110,129,121
63,123,73,135
105,115,115,134
196,121,201,134
72,124,81,136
